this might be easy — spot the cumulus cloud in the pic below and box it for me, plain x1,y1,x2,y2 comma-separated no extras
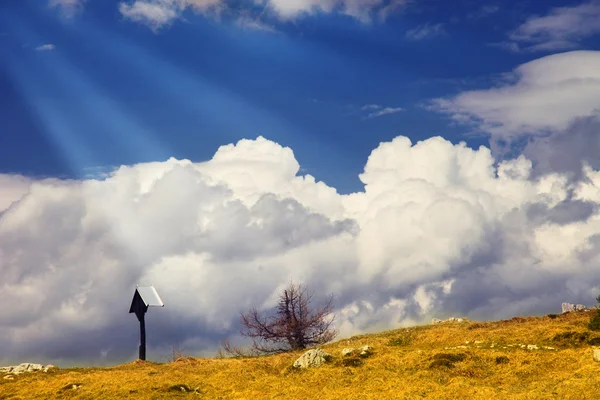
0,175,31,213
3,135,600,366
507,1,600,52
405,23,446,40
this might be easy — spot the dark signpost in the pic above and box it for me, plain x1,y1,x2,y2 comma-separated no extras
129,285,164,361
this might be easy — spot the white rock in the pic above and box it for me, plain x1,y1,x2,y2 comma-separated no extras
341,348,354,357
3,375,14,380
0,363,56,375
593,349,600,362
432,318,443,324
293,349,332,369
527,345,538,350
562,302,589,313
358,345,373,357
562,302,575,313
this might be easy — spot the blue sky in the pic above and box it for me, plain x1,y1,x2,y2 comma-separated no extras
3,0,594,193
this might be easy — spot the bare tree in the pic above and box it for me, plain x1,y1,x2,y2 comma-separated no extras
239,281,337,354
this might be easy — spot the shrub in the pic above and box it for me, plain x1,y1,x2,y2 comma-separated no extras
429,353,466,369
551,331,590,346
588,309,600,331
495,356,510,364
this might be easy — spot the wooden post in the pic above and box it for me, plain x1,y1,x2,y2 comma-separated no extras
139,312,146,361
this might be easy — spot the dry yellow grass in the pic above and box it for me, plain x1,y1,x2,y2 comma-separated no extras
3,311,600,399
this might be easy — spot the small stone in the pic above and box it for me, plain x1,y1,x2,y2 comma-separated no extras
527,345,538,350
358,345,373,357
432,318,443,324
474,341,483,344
3,375,15,380
593,349,600,362
341,348,355,357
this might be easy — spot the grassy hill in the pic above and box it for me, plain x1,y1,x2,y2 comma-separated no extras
3,311,600,399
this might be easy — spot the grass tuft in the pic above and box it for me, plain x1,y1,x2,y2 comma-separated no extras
495,356,510,364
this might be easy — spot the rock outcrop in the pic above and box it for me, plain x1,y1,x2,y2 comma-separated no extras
1,363,57,377
432,317,465,324
562,303,587,313
293,349,332,369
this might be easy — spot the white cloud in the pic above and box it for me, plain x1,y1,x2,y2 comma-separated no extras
508,1,600,52
49,0,86,16
235,14,276,32
366,106,404,118
361,104,381,111
359,104,404,118
256,0,398,21
117,0,409,29
431,51,600,139
0,175,31,213
405,23,446,40
35,44,56,51
3,135,600,365
119,1,179,29
118,0,223,29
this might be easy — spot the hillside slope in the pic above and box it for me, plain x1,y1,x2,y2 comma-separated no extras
2,311,600,399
